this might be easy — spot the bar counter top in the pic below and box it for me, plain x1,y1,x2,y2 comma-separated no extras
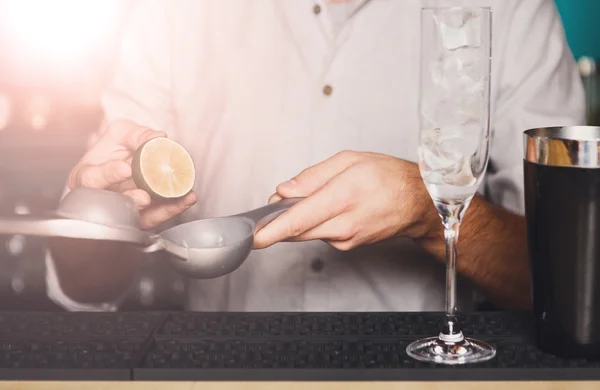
0,311,596,387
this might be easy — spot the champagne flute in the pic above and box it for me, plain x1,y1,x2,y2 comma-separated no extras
406,6,495,365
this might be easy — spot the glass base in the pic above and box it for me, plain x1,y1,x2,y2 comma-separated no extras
406,335,496,365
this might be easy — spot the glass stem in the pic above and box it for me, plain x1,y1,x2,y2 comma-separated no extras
439,204,465,344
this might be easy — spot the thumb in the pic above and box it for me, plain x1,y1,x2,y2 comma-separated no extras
102,120,166,152
121,125,167,152
276,150,361,197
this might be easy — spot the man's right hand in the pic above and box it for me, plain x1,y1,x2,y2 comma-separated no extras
48,120,196,306
68,120,196,230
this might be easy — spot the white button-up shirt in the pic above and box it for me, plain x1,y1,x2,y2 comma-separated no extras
46,0,585,312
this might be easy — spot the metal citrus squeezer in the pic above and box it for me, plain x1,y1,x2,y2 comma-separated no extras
0,188,301,279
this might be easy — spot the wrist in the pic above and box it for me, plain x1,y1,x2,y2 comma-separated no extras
409,203,443,242
401,166,444,242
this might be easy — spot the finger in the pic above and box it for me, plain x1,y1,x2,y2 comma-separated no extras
287,214,358,243
276,150,362,198
327,239,357,252
109,178,137,193
253,181,349,249
86,130,101,150
69,160,131,189
268,193,282,204
138,191,197,230
122,189,152,209
119,124,167,152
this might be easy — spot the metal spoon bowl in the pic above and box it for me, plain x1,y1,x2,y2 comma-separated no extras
146,217,255,278
143,197,301,278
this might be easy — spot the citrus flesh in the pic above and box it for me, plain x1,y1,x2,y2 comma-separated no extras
132,137,195,199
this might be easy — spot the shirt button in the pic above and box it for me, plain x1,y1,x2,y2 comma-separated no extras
323,84,333,96
313,4,321,15
311,258,325,273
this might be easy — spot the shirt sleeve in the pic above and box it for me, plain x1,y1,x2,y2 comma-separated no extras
45,0,175,311
485,0,586,215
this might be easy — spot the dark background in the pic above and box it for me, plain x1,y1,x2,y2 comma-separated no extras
0,0,597,312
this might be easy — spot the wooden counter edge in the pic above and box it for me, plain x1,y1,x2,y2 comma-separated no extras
1,381,599,390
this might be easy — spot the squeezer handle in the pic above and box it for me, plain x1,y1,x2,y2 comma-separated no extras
237,197,303,232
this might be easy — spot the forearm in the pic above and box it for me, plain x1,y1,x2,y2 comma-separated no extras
417,196,531,310
48,238,142,304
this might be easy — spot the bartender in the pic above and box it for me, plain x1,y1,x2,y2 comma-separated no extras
46,0,584,312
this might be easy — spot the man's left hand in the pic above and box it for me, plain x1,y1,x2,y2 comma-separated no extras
253,151,440,250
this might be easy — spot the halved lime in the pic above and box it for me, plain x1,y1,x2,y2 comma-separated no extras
132,137,195,199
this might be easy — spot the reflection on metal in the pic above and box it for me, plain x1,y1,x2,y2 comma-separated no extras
579,57,599,126
524,126,600,168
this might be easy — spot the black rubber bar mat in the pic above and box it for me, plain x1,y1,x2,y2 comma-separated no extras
0,311,598,381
